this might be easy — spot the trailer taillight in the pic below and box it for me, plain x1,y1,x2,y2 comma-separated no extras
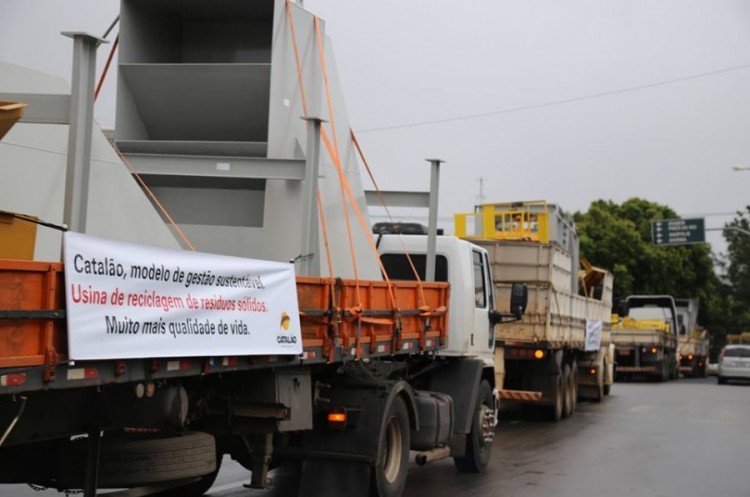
0,373,26,387
327,408,348,429
589,368,597,376
650,347,657,354
687,354,694,360
533,349,545,359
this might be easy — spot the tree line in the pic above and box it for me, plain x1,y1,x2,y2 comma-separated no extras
573,198,750,358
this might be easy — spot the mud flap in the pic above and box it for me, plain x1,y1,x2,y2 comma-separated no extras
296,381,416,497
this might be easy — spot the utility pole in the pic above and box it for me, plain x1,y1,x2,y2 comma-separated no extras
476,176,486,207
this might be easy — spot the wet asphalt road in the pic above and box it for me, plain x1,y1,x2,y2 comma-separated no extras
3,377,748,497
213,376,750,497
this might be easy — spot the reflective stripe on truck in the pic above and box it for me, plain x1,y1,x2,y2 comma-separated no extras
499,389,543,402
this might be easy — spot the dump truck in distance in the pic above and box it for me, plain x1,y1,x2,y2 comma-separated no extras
675,298,709,378
612,296,680,381
455,201,615,422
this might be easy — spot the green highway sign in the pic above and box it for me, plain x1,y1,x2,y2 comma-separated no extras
651,218,705,246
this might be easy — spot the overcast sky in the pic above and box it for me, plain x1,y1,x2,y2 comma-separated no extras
2,0,749,256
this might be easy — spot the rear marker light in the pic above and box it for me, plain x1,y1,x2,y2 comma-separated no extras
67,368,98,380
328,409,347,429
0,373,26,387
534,350,545,359
687,354,694,360
651,348,657,354
167,360,192,371
590,368,597,376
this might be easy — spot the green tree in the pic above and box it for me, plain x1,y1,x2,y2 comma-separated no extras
573,198,720,328
716,206,750,341
722,206,750,303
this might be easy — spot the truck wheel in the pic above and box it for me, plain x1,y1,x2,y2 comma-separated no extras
718,376,727,385
370,396,410,497
544,374,563,422
57,431,216,489
562,365,573,418
602,358,611,396
454,380,494,473
569,362,578,412
592,364,604,403
154,454,222,497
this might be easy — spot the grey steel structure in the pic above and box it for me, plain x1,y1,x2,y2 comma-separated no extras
114,0,379,279
0,61,182,260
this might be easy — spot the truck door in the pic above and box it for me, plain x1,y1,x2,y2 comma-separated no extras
471,249,492,354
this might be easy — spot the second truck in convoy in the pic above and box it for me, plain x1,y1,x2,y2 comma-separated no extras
455,201,615,421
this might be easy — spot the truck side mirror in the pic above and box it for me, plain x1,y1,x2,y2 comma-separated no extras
489,309,502,327
510,283,528,318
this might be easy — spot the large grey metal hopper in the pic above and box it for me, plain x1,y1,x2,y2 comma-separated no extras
116,0,274,156
114,0,381,280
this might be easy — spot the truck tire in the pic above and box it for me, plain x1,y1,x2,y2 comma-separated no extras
603,357,612,395
370,396,410,497
154,453,222,497
454,380,493,473
592,364,604,403
57,431,216,489
718,376,727,385
544,374,564,422
569,361,578,411
562,365,573,418
659,361,669,382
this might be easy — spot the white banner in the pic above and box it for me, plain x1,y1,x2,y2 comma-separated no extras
63,232,302,360
585,319,603,352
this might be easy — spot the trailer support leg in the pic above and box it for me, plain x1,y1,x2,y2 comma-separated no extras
83,403,103,497
245,433,273,489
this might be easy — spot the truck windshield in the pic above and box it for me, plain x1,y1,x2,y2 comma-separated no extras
379,254,449,282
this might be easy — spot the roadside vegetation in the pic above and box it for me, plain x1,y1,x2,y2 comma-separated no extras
574,198,750,357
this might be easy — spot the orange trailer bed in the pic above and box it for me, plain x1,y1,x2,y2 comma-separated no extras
1,260,449,371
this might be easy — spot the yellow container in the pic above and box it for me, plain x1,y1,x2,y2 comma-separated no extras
0,211,37,260
0,102,26,141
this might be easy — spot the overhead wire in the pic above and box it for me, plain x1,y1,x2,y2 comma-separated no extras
357,62,750,133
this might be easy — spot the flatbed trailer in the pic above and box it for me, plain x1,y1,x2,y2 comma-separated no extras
0,0,524,495
0,259,448,395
